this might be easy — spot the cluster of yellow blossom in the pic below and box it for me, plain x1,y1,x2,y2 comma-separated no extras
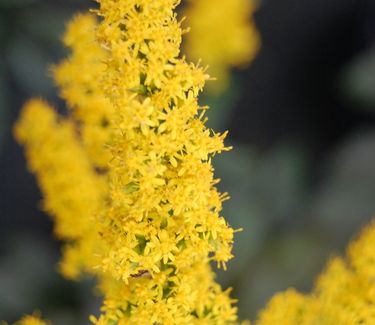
12,0,375,324
14,98,107,279
183,0,260,93
255,220,375,324
11,314,48,325
52,13,114,169
15,0,242,323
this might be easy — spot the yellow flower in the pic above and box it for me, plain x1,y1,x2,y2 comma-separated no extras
14,98,106,279
15,0,241,323
256,220,375,324
94,0,235,286
53,13,114,169
13,314,48,325
183,0,260,93
256,289,310,325
14,99,104,241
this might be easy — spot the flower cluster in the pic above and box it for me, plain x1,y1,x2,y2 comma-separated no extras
255,220,375,324
183,0,260,93
14,97,107,279
12,314,47,325
53,13,114,169
15,0,242,323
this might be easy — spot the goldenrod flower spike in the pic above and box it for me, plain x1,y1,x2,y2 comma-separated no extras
94,0,235,282
89,0,238,322
15,0,242,323
183,0,260,94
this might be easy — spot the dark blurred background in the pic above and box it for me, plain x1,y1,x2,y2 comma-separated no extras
1,0,375,323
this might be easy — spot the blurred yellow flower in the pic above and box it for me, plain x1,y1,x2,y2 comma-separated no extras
53,13,114,169
14,98,106,279
13,314,48,325
256,220,375,324
183,0,260,94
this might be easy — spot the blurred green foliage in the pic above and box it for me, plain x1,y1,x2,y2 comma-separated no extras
0,0,85,155
0,235,99,324
342,46,375,111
